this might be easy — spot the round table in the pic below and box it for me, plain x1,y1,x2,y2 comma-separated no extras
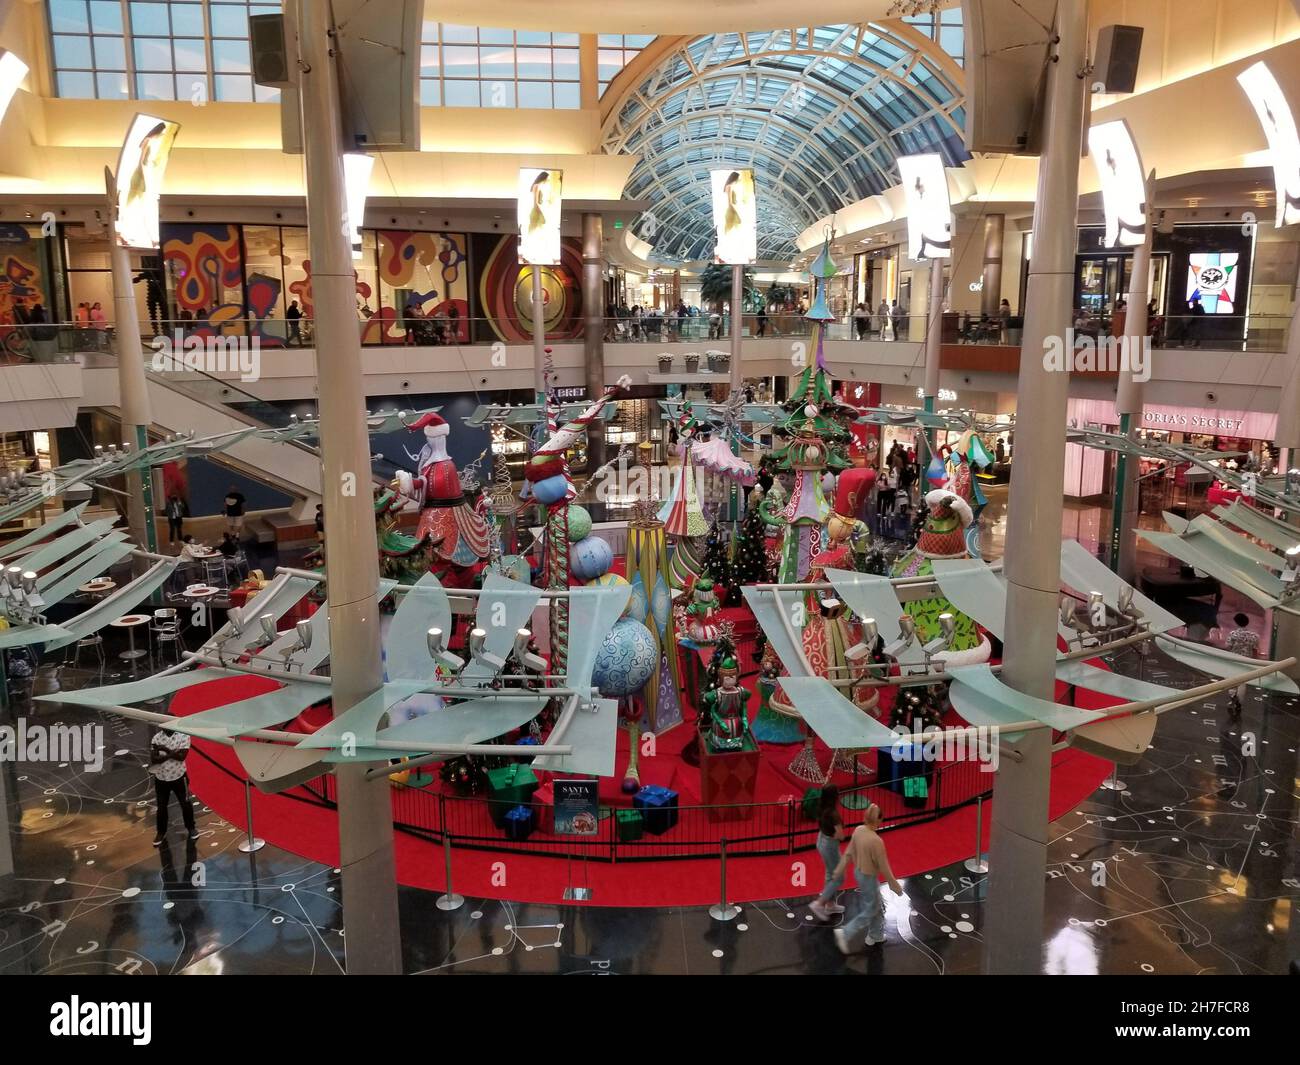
181,586,220,640
110,614,152,666
78,579,116,599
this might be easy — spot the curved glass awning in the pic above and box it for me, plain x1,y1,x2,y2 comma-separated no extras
603,23,969,262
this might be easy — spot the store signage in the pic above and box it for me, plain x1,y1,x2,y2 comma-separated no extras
518,167,564,265
553,387,586,401
968,277,984,292
1142,410,1245,433
1070,397,1276,441
917,387,958,403
113,113,181,250
1086,119,1147,248
553,778,599,836
0,49,27,129
897,153,951,260
710,168,757,265
342,153,373,261
1237,61,1300,228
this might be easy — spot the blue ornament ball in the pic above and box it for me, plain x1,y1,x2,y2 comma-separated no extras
591,617,657,697
569,535,613,580
531,474,570,505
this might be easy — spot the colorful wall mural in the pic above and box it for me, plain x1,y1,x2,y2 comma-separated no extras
362,230,470,345
0,223,52,358
472,233,583,344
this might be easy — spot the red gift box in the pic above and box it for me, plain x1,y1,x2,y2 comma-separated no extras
532,782,555,834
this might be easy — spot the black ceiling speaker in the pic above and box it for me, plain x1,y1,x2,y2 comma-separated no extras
1093,25,1144,95
250,14,292,88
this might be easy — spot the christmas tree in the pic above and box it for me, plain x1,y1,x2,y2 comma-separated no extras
732,486,772,586
701,516,735,603
771,368,855,473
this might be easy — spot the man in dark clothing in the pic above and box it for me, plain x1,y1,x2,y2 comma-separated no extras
286,300,303,345
223,486,246,536
165,494,187,543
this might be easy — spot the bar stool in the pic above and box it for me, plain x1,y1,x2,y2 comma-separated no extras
66,633,106,676
151,608,183,668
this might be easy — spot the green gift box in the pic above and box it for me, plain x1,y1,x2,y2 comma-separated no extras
615,808,644,842
487,765,539,826
902,774,929,808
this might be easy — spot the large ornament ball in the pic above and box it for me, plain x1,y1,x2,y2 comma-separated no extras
532,473,571,505
569,535,614,580
566,504,593,542
591,617,657,697
586,571,630,613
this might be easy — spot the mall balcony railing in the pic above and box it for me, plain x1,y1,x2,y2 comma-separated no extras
3,310,1294,364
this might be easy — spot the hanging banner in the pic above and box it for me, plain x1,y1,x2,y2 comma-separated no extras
343,152,374,260
897,153,951,260
113,113,181,250
517,167,564,265
1086,119,1147,248
1236,61,1300,228
710,168,757,264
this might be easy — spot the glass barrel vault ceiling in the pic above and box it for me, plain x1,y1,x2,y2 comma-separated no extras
604,23,969,263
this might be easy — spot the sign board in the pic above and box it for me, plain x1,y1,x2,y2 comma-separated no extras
710,168,757,264
1086,119,1147,248
553,778,599,836
518,167,564,266
897,153,952,260
113,114,181,250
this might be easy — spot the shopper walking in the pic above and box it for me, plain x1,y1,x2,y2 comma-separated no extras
149,724,198,846
832,803,903,953
891,300,906,341
809,785,848,920
223,485,246,536
165,493,186,543
286,300,303,345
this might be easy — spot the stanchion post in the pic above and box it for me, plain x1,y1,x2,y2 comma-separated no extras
709,838,741,922
963,795,988,874
436,793,464,912
1101,763,1126,792
238,778,266,854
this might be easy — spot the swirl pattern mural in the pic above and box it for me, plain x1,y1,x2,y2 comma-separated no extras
475,233,582,343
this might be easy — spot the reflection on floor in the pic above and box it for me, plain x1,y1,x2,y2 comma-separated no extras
3,639,1296,975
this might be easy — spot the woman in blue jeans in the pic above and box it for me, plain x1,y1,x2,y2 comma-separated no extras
833,803,904,954
810,785,847,921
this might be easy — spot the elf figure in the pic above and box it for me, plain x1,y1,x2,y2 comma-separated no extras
703,655,751,752
684,577,721,643
394,412,491,574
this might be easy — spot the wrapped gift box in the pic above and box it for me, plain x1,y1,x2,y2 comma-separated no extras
876,745,932,794
699,740,760,821
503,804,534,841
487,765,539,826
902,774,929,809
632,784,679,836
532,782,555,834
615,808,644,842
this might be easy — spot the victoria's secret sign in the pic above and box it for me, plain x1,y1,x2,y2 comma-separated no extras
1067,397,1276,441
1143,410,1245,432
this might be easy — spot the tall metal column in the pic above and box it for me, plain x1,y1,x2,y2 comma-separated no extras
920,255,945,470
582,212,606,469
105,194,157,560
297,0,400,974
729,264,744,390
980,214,1005,319
983,0,1089,975
1109,171,1155,582
532,268,547,405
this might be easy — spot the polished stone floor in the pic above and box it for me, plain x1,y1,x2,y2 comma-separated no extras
2,638,1296,976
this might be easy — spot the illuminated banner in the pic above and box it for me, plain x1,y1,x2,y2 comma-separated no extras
1086,119,1147,248
343,152,374,260
1236,61,1300,228
0,50,29,129
897,153,951,260
518,167,563,265
710,168,757,265
113,114,181,250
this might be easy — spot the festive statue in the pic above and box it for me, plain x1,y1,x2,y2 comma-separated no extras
684,576,721,643
777,413,831,582
703,654,752,752
826,466,876,551
889,488,993,667
756,477,788,578
659,402,710,538
394,412,491,581
524,376,632,676
373,486,433,585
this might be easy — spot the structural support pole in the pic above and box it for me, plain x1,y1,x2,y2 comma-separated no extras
582,212,606,470
920,255,945,470
1109,170,1156,583
1276,301,1300,457
532,267,547,405
983,0,1088,976
980,214,1005,319
730,264,744,390
297,1,400,974
105,186,157,562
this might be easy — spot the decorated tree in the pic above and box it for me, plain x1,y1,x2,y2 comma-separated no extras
701,517,735,602
732,486,772,586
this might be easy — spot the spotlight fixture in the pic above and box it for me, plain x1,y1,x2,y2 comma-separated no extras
21,571,44,613
1087,590,1106,627
295,618,313,650
468,626,507,674
1283,545,1300,585
259,612,277,643
922,612,957,668
226,606,244,636
426,626,465,674
883,613,916,658
512,628,548,673
845,616,880,662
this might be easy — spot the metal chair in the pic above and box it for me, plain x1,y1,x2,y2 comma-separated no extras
151,608,183,668
203,557,229,589
66,633,106,676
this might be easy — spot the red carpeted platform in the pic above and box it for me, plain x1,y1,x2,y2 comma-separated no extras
174,671,1115,906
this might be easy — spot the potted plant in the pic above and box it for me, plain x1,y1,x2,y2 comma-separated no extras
709,350,730,374
684,352,700,374
658,353,673,373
